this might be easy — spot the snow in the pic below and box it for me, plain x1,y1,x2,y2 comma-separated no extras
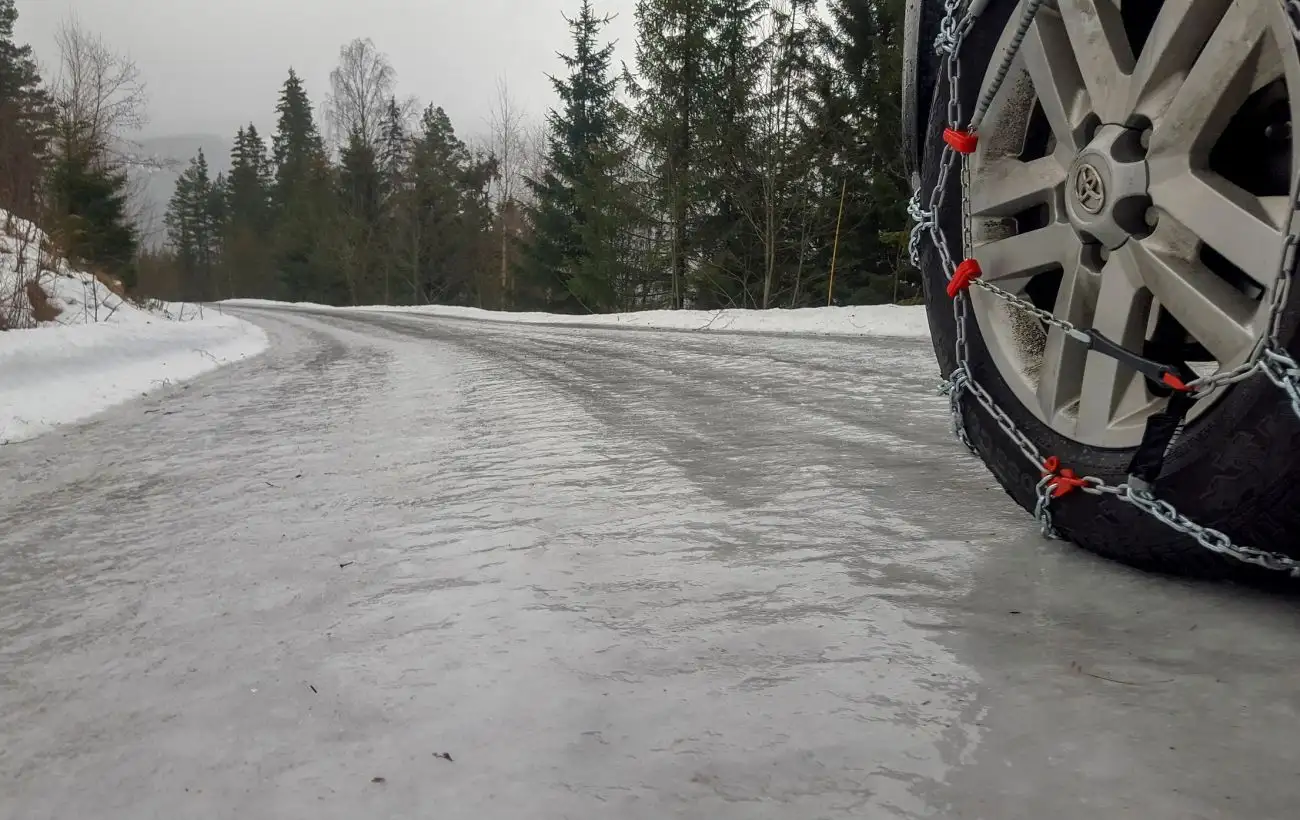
223,299,934,339
0,210,268,444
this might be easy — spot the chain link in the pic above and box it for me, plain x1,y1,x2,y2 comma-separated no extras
1033,476,1060,539
908,191,933,270
1118,486,1300,576
971,279,1087,337
911,0,1300,575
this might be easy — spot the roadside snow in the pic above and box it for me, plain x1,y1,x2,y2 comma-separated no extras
224,300,933,339
0,313,268,443
1,210,268,444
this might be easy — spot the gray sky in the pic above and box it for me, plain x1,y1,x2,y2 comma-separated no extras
15,0,638,142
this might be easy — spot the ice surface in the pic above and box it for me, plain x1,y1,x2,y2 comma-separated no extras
223,298,933,339
1,307,1296,819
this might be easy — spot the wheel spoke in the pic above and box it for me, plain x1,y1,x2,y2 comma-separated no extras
974,223,1079,291
1122,235,1257,363
1146,1,1270,161
1035,252,1096,424
969,156,1066,218
1129,0,1235,121
1021,8,1090,154
1076,253,1149,442
1149,170,1284,291
1057,0,1134,122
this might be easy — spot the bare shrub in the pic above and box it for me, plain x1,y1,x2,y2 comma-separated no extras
1,213,44,328
24,280,61,322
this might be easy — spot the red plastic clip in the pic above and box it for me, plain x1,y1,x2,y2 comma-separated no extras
943,128,978,154
946,259,983,298
1042,457,1089,498
1161,372,1190,392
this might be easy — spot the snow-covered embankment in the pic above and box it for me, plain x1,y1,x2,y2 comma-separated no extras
1,212,268,444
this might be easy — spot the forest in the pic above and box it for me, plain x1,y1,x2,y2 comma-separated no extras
0,0,912,314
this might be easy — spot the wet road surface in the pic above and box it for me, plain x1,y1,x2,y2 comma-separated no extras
1,306,1298,819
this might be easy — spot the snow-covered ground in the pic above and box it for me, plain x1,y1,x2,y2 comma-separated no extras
0,211,268,444
224,298,933,339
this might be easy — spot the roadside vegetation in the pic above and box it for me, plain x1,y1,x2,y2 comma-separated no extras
0,0,911,318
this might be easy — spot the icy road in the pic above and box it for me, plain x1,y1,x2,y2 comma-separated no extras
1,306,1297,820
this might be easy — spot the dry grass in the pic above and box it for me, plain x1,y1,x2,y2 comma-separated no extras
25,280,62,322
94,270,126,297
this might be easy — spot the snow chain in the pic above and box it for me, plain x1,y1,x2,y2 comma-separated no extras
911,0,1300,575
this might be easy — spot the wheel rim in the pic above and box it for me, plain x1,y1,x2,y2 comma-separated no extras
966,0,1300,449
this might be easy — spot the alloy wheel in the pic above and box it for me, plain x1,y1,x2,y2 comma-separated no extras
965,0,1300,448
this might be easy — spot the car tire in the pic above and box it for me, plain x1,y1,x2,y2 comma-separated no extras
917,0,1300,581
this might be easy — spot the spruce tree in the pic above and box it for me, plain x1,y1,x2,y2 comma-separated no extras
629,0,712,308
521,0,631,313
164,150,224,299
0,0,51,216
47,154,138,287
271,69,340,303
337,128,382,304
223,125,274,297
228,126,272,227
405,105,495,305
376,98,412,303
694,0,767,308
811,0,913,304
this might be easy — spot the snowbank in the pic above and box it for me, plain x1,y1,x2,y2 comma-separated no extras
224,300,933,339
1,211,268,444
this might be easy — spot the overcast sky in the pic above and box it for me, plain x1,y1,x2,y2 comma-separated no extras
15,0,638,142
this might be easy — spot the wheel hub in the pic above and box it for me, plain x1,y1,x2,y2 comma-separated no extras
1063,124,1151,251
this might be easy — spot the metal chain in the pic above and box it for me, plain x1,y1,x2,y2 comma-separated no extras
1183,181,1300,397
970,0,1047,130
972,279,1087,337
914,0,1300,576
908,192,933,270
1033,477,1060,540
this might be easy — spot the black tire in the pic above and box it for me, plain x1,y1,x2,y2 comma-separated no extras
917,0,1300,582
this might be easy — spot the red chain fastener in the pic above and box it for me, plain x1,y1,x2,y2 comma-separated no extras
1161,372,1191,392
1042,457,1090,498
946,259,983,298
944,128,979,154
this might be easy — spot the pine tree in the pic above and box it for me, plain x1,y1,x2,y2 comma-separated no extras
377,98,411,201
376,97,412,304
273,69,328,205
47,154,138,287
223,124,274,297
165,163,199,291
228,126,272,226
164,150,224,299
403,105,496,305
521,0,632,313
0,0,51,217
628,0,713,308
271,69,340,303
337,128,383,304
811,0,913,305
693,0,767,308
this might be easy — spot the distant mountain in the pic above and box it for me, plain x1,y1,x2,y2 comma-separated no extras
122,134,232,247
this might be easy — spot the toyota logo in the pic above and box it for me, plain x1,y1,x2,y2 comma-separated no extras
1074,164,1107,214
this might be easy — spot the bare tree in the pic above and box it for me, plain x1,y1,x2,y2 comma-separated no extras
51,16,147,164
487,77,527,308
326,38,397,150
519,121,549,206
